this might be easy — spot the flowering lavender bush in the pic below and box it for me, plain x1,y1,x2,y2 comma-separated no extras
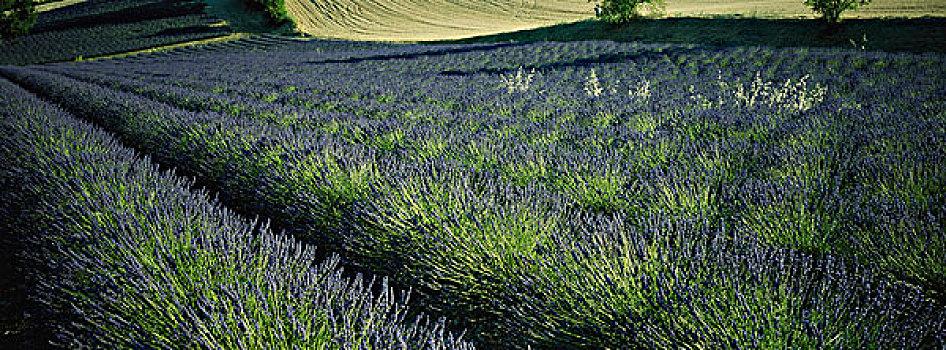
0,77,473,349
2,38,944,348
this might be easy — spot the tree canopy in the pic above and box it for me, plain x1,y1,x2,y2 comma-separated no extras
1,0,37,39
590,0,665,24
806,0,871,23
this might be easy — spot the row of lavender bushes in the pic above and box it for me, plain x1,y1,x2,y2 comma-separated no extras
0,0,230,65
0,76,473,349
4,40,945,348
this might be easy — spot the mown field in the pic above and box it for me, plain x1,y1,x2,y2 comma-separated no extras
284,0,592,41
282,0,946,41
1,36,944,348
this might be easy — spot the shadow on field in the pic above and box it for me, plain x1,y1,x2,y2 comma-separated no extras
438,46,701,76
148,25,228,38
439,17,946,53
33,0,208,34
0,192,54,348
304,41,531,64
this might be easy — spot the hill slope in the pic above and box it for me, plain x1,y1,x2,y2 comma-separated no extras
0,0,231,65
285,0,946,42
285,0,594,41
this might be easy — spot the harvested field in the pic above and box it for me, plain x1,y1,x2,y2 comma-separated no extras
285,0,946,41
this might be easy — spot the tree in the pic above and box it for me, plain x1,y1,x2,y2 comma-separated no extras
1,0,37,39
805,0,870,23
589,0,665,24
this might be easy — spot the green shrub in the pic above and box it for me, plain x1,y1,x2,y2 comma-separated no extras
805,0,871,23
590,0,665,24
246,0,292,25
0,0,36,38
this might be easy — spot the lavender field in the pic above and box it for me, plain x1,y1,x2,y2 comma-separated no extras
1,38,945,348
0,0,232,65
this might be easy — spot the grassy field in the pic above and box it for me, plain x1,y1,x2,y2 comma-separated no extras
284,0,946,41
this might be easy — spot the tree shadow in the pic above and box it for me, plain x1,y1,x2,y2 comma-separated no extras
147,25,229,38
34,0,209,34
438,17,946,53
302,41,531,65
437,45,701,77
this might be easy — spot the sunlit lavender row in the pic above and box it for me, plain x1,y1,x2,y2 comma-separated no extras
0,76,474,349
3,38,945,348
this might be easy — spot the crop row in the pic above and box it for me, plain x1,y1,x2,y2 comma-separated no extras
0,0,230,65
33,0,209,33
33,0,171,27
0,76,472,349
115,35,313,60
5,38,945,349
45,40,946,298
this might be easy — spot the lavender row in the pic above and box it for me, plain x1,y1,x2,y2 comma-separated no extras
90,35,323,65
0,76,473,349
5,42,945,348
58,41,945,155
63,40,944,114
52,40,946,297
33,0,169,29
0,0,230,65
